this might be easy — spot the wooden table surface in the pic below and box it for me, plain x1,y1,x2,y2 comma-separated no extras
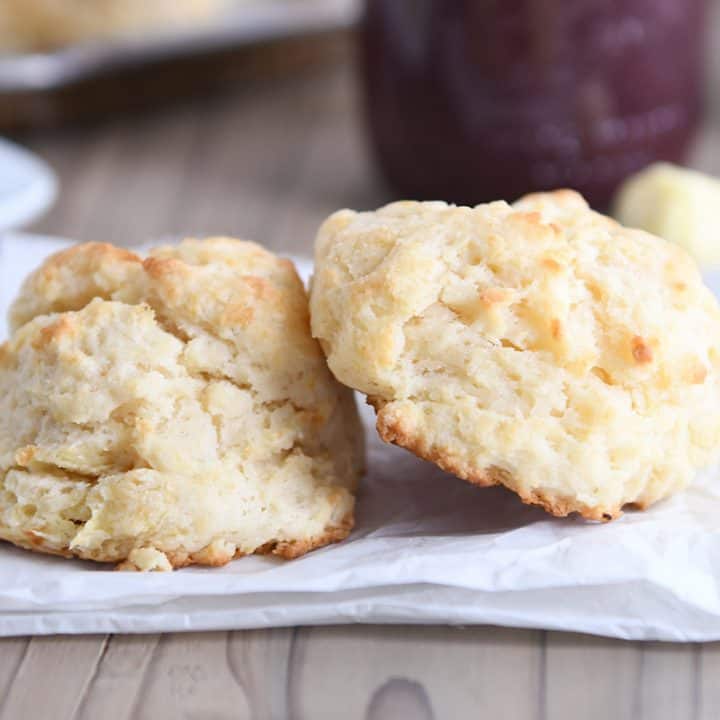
3,13,720,719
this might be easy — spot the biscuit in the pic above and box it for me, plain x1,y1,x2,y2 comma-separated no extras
310,191,720,520
0,239,363,570
0,0,224,52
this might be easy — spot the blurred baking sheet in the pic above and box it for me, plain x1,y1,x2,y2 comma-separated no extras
0,0,360,93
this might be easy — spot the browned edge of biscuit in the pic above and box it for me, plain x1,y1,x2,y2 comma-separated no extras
369,397,623,522
256,512,355,560
0,513,355,571
119,511,355,570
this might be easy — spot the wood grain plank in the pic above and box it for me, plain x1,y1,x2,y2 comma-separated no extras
69,108,203,247
0,638,30,703
547,635,700,720
261,65,387,256
289,625,543,720
26,62,378,256
74,635,160,720
637,643,698,720
131,632,251,720
226,628,295,720
29,106,203,246
162,72,339,251
545,632,642,720
30,122,135,242
0,636,108,720
698,643,720,719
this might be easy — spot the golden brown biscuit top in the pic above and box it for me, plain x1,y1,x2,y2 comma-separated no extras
310,190,720,519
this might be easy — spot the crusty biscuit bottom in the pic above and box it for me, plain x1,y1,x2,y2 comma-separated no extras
117,514,355,571
372,397,623,522
7,514,355,571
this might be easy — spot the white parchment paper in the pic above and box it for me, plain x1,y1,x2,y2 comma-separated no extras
2,233,720,641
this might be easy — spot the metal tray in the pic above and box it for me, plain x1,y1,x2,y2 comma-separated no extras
0,0,359,93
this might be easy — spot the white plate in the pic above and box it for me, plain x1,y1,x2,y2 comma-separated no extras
0,0,360,93
0,139,56,232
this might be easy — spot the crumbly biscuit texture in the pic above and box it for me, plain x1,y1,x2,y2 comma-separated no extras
0,239,363,569
0,0,224,52
310,191,720,519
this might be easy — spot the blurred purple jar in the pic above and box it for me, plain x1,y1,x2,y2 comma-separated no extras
360,0,706,207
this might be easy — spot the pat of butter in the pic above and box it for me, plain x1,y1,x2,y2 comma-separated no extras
614,163,720,269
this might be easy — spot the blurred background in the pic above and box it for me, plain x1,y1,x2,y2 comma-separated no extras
1,0,719,256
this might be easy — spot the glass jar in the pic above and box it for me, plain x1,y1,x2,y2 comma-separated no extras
360,0,707,208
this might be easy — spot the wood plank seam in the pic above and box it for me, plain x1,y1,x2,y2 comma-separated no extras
538,630,548,720
128,634,167,720
692,645,702,720
68,635,110,720
286,627,303,720
0,639,29,711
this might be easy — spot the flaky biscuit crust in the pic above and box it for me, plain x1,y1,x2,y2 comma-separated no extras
0,239,364,570
311,191,720,520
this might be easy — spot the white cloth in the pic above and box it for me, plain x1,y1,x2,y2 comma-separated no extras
2,233,720,641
